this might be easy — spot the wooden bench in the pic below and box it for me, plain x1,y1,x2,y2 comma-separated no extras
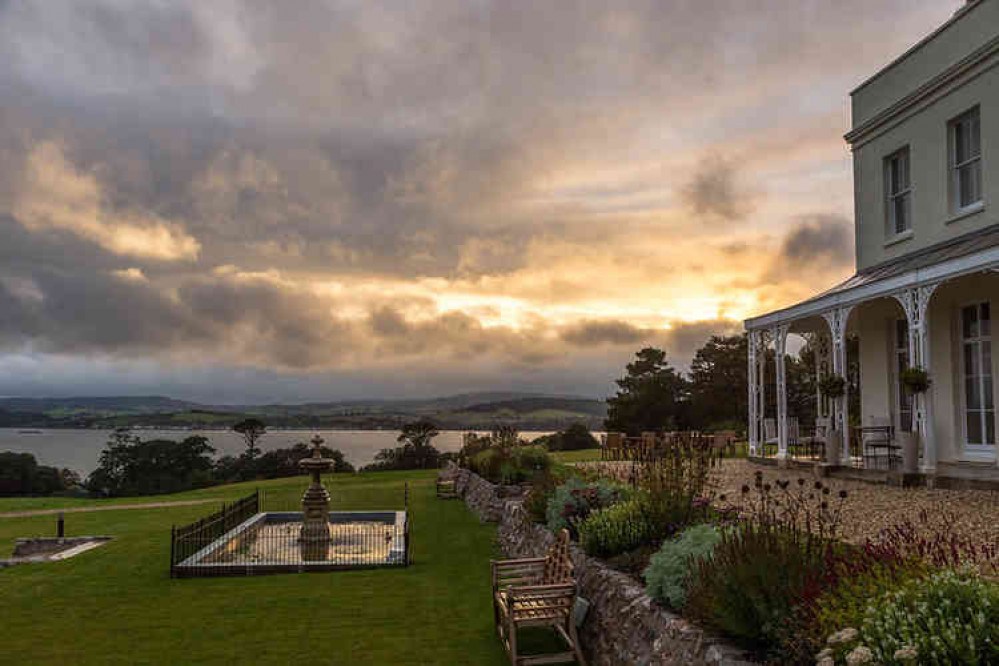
491,529,586,666
436,478,458,500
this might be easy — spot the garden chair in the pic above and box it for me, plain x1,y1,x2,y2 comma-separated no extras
436,477,458,499
603,432,623,461
711,430,736,458
491,529,587,666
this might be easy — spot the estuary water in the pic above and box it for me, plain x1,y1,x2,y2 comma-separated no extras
0,428,553,476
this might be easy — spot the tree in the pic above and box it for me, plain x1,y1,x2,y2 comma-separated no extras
688,335,748,430
536,423,600,451
0,451,75,496
605,347,690,435
232,418,267,466
398,418,439,448
86,432,216,496
363,419,443,471
252,442,354,479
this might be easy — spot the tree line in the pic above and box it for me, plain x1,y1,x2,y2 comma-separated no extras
604,335,859,435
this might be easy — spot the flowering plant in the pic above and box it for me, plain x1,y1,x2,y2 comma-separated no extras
826,568,999,665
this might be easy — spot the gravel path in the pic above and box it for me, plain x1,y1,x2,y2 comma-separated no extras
0,499,218,519
578,459,999,545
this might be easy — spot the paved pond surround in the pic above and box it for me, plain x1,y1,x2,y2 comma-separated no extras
440,463,753,666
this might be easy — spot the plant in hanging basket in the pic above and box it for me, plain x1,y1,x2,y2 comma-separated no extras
818,373,846,399
900,366,931,394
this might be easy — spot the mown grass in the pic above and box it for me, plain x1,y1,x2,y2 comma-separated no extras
0,470,569,665
549,448,602,464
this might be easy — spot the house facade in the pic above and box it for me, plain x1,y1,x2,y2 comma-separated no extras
744,0,999,482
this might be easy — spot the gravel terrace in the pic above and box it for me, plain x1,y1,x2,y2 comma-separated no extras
578,459,999,546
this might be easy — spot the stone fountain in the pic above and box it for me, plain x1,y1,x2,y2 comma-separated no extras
298,434,333,560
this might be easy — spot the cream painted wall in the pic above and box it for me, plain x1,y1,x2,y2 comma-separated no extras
853,66,998,270
857,273,999,464
850,0,999,271
856,299,904,431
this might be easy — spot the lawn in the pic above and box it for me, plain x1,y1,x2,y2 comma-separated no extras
0,470,542,665
549,448,602,464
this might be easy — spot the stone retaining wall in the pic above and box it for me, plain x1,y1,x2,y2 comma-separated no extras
441,463,752,666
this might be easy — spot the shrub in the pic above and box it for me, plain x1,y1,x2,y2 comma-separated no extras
684,475,849,659
796,543,924,663
644,524,722,608
546,478,627,537
537,424,600,451
638,433,718,540
828,568,999,665
578,498,652,558
468,445,551,485
818,373,846,399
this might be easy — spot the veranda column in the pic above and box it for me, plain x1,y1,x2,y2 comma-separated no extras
822,306,853,461
915,284,940,473
893,284,940,473
773,324,790,461
748,329,759,457
760,330,769,455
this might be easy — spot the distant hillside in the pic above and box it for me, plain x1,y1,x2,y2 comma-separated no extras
462,398,606,416
0,396,198,414
0,392,607,431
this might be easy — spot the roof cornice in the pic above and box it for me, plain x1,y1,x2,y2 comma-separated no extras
845,34,999,148
850,0,985,97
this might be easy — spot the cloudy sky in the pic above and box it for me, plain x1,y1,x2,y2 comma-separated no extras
0,1,959,403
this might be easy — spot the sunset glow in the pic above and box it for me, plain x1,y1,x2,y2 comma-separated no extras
0,1,962,401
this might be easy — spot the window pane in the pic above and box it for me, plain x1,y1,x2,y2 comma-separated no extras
987,412,996,446
894,197,908,233
966,343,979,376
984,341,992,376
967,377,981,409
960,163,980,207
956,121,967,163
964,306,978,339
985,376,994,409
968,412,983,444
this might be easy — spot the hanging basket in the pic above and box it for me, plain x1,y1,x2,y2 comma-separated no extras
900,367,931,394
818,373,846,399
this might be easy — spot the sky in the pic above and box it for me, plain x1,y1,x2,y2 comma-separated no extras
0,1,961,403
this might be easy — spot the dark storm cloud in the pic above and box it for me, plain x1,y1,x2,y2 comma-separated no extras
680,157,758,221
662,320,743,365
560,320,652,347
777,215,854,270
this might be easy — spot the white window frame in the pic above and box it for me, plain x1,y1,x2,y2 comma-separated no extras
884,146,912,237
949,107,983,215
959,301,995,457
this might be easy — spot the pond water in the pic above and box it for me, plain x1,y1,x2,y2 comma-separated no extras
0,428,553,475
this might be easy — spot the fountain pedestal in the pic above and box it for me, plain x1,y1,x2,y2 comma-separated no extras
298,435,333,561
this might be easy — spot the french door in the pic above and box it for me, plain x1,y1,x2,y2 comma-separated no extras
961,302,995,453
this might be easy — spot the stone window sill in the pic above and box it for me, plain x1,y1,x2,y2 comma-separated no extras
946,202,985,225
884,231,913,248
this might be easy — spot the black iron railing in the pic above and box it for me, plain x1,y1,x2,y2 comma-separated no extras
170,490,260,576
170,485,411,578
